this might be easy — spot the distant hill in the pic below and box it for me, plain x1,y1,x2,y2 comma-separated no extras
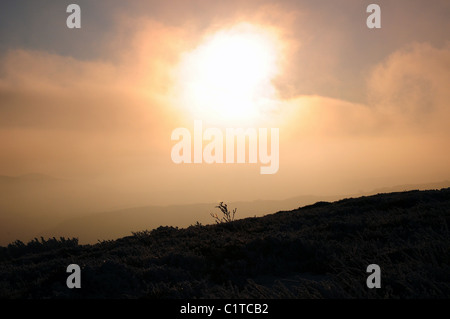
37,180,450,244
1,188,449,298
0,173,339,245
0,173,62,183
38,194,341,244
1,173,449,246
367,180,450,194
0,173,166,245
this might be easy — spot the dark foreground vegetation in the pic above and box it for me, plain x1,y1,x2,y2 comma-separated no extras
1,188,449,298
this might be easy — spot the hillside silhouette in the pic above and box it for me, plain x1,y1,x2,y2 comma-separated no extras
1,173,448,246
0,172,343,245
0,188,449,298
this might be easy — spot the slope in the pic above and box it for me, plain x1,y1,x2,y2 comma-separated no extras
0,188,449,298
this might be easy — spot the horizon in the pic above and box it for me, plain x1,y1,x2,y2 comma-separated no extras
1,171,449,245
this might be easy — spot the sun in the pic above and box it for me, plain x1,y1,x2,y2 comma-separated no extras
176,23,281,124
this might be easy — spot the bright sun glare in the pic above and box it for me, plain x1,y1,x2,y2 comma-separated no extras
177,23,281,124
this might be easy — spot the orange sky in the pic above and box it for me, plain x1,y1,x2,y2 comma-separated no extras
0,0,449,206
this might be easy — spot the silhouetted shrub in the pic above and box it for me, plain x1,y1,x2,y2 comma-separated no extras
210,202,237,224
2,237,78,259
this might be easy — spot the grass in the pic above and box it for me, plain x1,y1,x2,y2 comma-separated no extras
0,188,449,298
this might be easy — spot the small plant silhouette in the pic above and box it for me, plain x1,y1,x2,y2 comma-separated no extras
210,202,237,224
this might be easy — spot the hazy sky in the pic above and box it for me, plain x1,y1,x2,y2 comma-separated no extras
1,0,449,205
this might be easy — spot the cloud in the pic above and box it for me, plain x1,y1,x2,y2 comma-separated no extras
281,42,450,138
275,42,450,194
0,2,449,199
0,18,192,177
367,42,450,134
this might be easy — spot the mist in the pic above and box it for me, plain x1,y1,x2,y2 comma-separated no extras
0,0,449,245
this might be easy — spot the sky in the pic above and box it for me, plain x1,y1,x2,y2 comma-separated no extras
0,0,449,207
